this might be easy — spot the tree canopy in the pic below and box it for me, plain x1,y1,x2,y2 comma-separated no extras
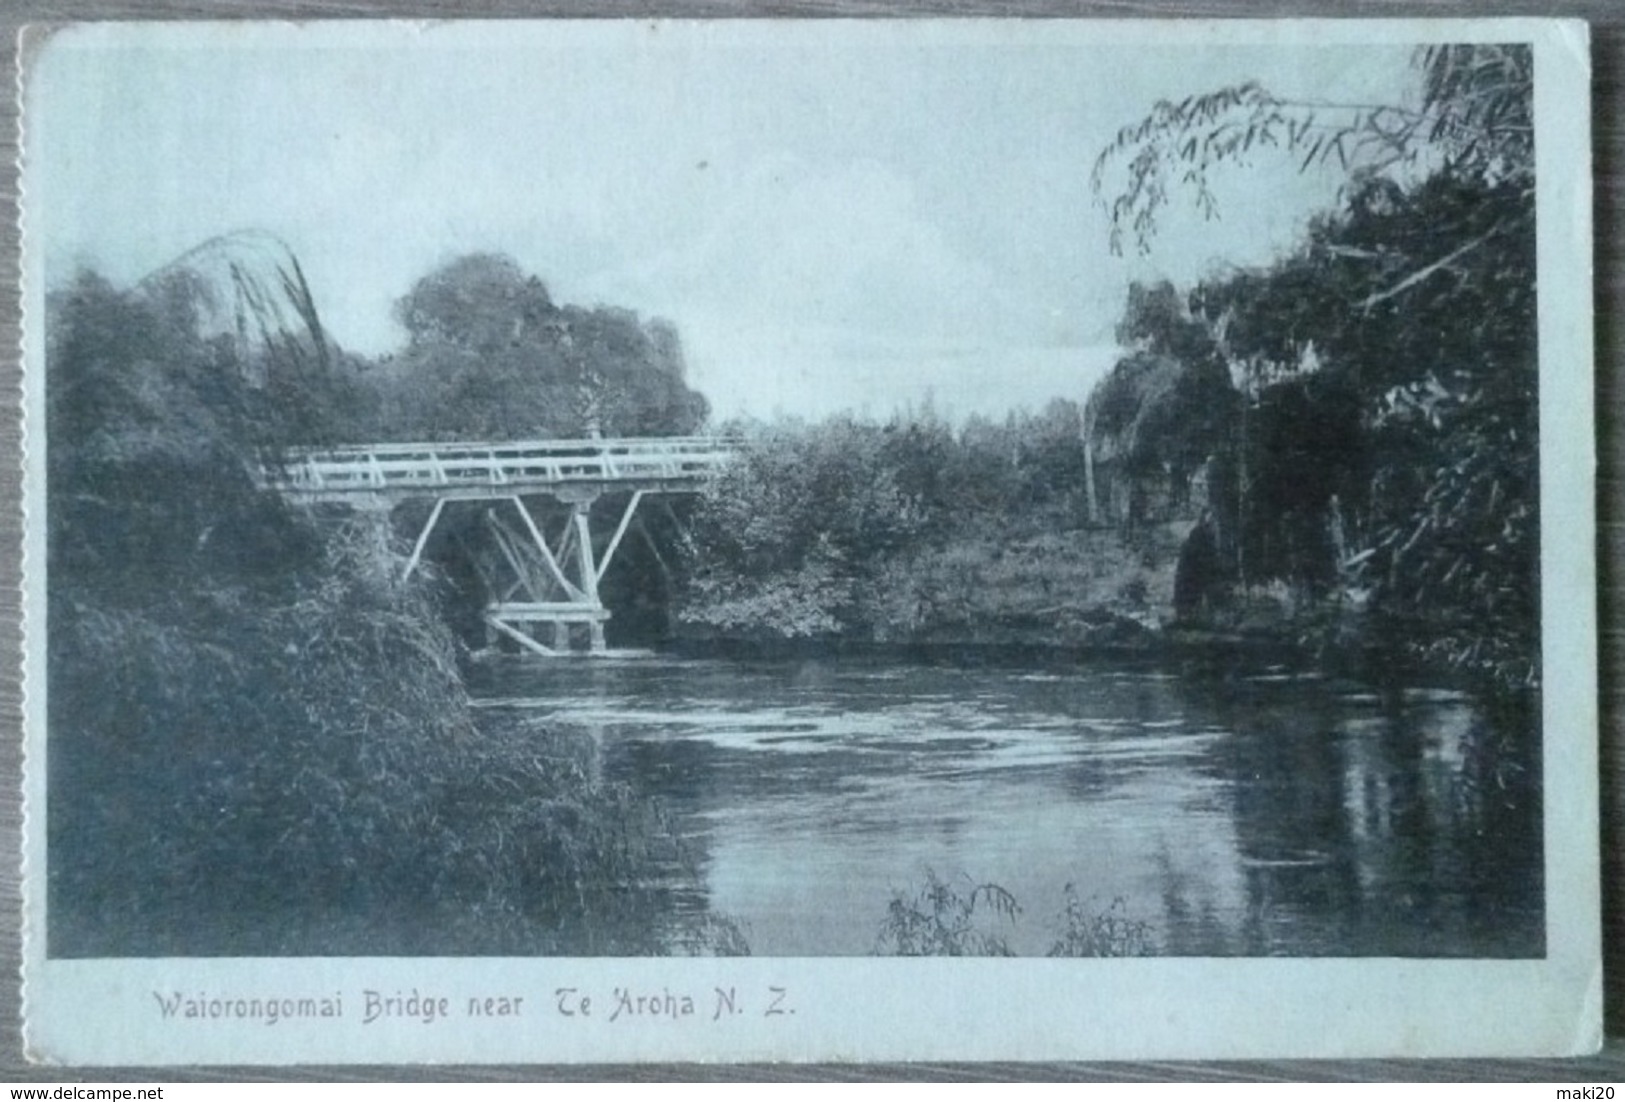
356,252,709,441
1086,45,1539,686
46,243,732,955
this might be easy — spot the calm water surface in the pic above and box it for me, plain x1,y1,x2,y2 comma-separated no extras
471,652,1542,957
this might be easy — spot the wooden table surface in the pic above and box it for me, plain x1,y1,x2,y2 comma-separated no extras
0,0,1619,1082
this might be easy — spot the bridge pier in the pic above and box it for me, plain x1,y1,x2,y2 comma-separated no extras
407,489,648,655
567,497,607,653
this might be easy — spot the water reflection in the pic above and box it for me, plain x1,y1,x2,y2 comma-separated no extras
471,653,1542,957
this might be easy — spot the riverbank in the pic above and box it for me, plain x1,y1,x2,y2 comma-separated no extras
672,517,1532,700
676,521,1184,648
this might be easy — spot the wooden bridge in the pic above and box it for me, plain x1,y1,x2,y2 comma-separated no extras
261,436,736,655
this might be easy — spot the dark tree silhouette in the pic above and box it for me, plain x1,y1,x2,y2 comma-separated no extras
357,252,709,441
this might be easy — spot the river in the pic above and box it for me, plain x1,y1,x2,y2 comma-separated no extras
469,650,1543,958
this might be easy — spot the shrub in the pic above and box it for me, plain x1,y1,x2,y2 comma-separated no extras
873,869,1020,957
1048,887,1156,958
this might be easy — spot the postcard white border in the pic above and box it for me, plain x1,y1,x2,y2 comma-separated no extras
18,17,1600,1064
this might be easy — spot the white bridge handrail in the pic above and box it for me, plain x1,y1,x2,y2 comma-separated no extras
262,435,738,497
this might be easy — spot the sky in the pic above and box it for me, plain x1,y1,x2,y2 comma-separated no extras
25,22,1423,422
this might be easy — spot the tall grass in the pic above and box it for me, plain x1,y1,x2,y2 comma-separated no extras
874,869,1020,956
872,871,1156,958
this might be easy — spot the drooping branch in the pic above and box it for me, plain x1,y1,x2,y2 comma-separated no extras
1091,45,1533,256
1354,221,1507,313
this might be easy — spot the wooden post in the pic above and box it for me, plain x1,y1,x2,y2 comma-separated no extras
486,614,560,657
510,496,583,600
572,502,606,652
634,514,674,584
1082,411,1099,526
658,497,697,555
403,497,447,580
553,514,576,569
596,490,644,585
484,510,542,600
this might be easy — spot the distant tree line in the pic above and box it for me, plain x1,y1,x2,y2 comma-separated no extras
678,403,1177,647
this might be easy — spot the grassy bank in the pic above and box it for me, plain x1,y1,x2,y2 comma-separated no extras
874,870,1155,958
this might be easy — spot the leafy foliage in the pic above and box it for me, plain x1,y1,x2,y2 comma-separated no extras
46,260,736,956
351,253,709,441
1195,173,1537,672
46,269,323,605
1091,45,1534,255
680,417,927,637
1087,45,1539,688
677,406,1170,643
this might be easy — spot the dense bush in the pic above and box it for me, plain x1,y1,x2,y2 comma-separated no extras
874,871,1020,957
677,408,1172,644
46,262,735,956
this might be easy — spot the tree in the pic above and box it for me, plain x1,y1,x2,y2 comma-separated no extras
46,268,322,606
1090,46,1539,684
137,231,355,448
47,250,723,956
1085,282,1236,528
680,417,932,638
362,253,709,441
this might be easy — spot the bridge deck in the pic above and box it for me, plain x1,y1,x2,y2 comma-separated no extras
261,435,735,502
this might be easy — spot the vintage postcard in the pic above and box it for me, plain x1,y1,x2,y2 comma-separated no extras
18,18,1599,1063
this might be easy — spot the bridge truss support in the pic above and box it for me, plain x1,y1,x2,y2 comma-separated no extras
401,488,649,655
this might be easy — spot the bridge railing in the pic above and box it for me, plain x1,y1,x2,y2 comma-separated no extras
262,435,738,497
